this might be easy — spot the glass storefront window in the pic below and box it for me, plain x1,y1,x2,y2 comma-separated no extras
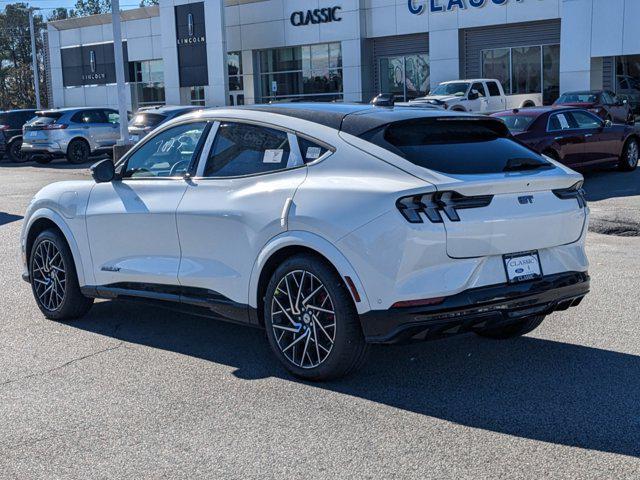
129,59,165,110
615,55,640,115
258,43,343,103
190,86,205,106
228,51,244,92
379,54,430,101
512,46,541,94
482,44,559,105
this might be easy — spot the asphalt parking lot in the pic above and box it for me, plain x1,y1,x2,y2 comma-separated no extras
1,160,640,479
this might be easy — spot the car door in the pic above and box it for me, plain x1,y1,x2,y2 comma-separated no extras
485,81,505,112
546,111,585,167
176,120,311,320
85,121,209,288
568,110,617,164
467,82,489,113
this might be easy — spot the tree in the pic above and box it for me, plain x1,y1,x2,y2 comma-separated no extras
73,0,112,16
139,0,158,5
48,8,75,21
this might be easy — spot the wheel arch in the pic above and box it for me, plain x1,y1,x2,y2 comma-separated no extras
249,231,372,325
24,209,86,286
66,136,92,154
521,100,536,108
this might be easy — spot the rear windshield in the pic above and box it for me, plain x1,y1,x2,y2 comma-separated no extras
28,112,63,126
130,113,166,127
493,115,536,133
361,118,552,175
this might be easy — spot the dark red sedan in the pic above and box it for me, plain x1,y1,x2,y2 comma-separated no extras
491,107,639,171
553,90,634,124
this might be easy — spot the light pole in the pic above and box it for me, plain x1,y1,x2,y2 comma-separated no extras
28,7,41,110
111,0,130,145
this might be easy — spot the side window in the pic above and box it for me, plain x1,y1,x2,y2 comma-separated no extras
203,122,291,177
73,110,106,124
569,111,602,129
123,122,207,178
486,81,501,97
471,82,486,98
105,110,120,124
548,113,572,131
298,137,329,163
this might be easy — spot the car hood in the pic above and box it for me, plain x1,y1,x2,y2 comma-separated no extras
417,95,464,104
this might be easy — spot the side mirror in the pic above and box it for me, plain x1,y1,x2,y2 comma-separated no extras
623,99,629,105
468,90,479,100
90,159,115,183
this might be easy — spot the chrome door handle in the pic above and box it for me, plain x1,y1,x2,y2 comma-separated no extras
584,134,593,138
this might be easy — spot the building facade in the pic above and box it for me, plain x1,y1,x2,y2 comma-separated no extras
44,0,640,114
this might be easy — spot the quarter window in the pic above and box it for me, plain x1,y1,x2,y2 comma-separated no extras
203,122,292,178
123,122,207,178
298,137,329,163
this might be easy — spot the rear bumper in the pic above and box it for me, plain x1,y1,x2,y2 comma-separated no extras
21,142,64,155
360,271,589,344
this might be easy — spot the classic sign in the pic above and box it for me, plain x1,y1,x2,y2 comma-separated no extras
290,6,342,26
409,0,525,14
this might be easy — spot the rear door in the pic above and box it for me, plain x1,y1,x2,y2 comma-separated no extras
367,117,587,259
485,81,505,112
547,111,586,167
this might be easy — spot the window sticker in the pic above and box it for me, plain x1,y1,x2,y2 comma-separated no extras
557,114,570,130
306,146,322,160
263,149,284,164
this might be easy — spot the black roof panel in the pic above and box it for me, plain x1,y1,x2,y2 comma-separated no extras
236,103,473,136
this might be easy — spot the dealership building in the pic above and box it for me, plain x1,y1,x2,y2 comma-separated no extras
44,0,640,111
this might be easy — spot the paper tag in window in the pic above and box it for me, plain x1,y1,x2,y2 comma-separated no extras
263,149,284,164
306,147,321,160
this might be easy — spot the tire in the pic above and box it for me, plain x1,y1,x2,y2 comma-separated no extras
619,138,639,172
475,315,545,340
66,139,90,164
29,229,93,321
7,139,28,163
264,254,369,381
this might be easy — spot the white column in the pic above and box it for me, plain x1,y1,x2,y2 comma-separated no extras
204,0,228,106
160,0,181,105
112,0,130,144
429,29,460,89
559,0,593,92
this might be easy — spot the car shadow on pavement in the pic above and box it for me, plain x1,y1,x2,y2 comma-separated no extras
75,299,640,459
0,212,23,226
0,155,108,169
582,167,640,202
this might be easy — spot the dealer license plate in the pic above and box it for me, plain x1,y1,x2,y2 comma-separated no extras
503,251,542,284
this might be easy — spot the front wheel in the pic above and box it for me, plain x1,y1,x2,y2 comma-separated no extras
264,254,369,381
619,138,639,172
29,229,93,320
475,315,545,340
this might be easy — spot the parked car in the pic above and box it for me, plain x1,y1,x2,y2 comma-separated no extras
128,105,201,142
21,104,590,380
491,107,639,171
22,107,126,164
0,109,36,163
411,79,541,113
553,90,634,124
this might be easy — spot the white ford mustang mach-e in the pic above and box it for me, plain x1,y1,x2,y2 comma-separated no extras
20,104,590,380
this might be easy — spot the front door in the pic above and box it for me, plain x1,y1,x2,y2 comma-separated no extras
468,82,489,113
569,110,618,164
176,120,309,319
85,121,209,287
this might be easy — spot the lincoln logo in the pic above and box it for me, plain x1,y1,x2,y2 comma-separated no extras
518,195,534,205
177,12,205,45
81,50,106,81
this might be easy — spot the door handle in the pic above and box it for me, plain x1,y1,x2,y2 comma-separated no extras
584,134,593,138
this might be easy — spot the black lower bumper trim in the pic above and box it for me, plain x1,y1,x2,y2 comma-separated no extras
361,272,590,344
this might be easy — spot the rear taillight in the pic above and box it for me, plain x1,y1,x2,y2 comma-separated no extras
397,191,494,224
553,181,586,208
42,123,68,130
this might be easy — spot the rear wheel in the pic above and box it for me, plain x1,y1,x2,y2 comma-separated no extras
619,138,639,172
475,315,545,340
7,139,28,163
66,139,90,164
264,254,369,381
29,229,93,320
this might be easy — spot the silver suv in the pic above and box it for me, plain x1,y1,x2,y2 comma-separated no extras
22,107,124,164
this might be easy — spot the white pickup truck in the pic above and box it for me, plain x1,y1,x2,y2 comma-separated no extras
410,79,542,114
